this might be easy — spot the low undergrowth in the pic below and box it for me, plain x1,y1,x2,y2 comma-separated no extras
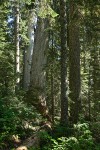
39,123,100,150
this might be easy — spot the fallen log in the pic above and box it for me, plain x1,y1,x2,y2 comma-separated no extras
16,146,27,150
15,121,52,150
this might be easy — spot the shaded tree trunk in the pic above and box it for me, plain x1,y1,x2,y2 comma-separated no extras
88,63,91,121
51,69,54,124
50,31,55,124
68,0,81,123
60,0,68,126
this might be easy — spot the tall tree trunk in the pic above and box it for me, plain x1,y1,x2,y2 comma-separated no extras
51,69,54,124
15,0,20,90
60,0,68,126
25,18,51,122
30,18,48,92
68,0,81,123
88,63,91,121
23,10,36,91
50,31,55,124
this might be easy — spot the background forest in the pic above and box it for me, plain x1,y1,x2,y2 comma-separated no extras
0,0,100,150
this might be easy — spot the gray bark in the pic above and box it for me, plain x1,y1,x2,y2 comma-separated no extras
30,18,48,90
24,18,51,122
15,0,20,90
23,10,36,91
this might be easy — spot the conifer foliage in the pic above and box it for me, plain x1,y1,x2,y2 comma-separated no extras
0,0,99,149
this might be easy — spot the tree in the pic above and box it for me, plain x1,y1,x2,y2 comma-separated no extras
0,1,15,96
24,16,51,122
80,0,100,121
14,0,20,90
60,0,68,126
68,0,81,123
0,0,100,149
23,8,36,91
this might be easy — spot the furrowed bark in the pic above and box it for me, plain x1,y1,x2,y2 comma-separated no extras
60,0,68,126
24,18,52,122
68,0,81,123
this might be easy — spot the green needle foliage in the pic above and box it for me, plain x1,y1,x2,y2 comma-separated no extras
0,0,99,149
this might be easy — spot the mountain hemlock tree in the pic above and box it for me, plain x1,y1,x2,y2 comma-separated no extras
15,0,20,90
68,0,81,123
0,1,14,96
80,1,100,121
60,0,68,126
23,9,36,91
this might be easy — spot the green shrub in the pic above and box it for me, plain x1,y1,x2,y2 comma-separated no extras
0,94,40,149
50,123,95,150
51,137,80,150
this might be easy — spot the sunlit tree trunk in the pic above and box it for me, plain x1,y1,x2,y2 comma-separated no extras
15,0,20,90
68,0,81,123
23,10,36,91
30,18,48,92
25,18,51,122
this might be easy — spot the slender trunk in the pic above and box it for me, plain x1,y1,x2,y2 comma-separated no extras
88,63,91,121
68,0,81,123
50,31,55,124
15,0,20,90
60,0,68,126
51,69,54,124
